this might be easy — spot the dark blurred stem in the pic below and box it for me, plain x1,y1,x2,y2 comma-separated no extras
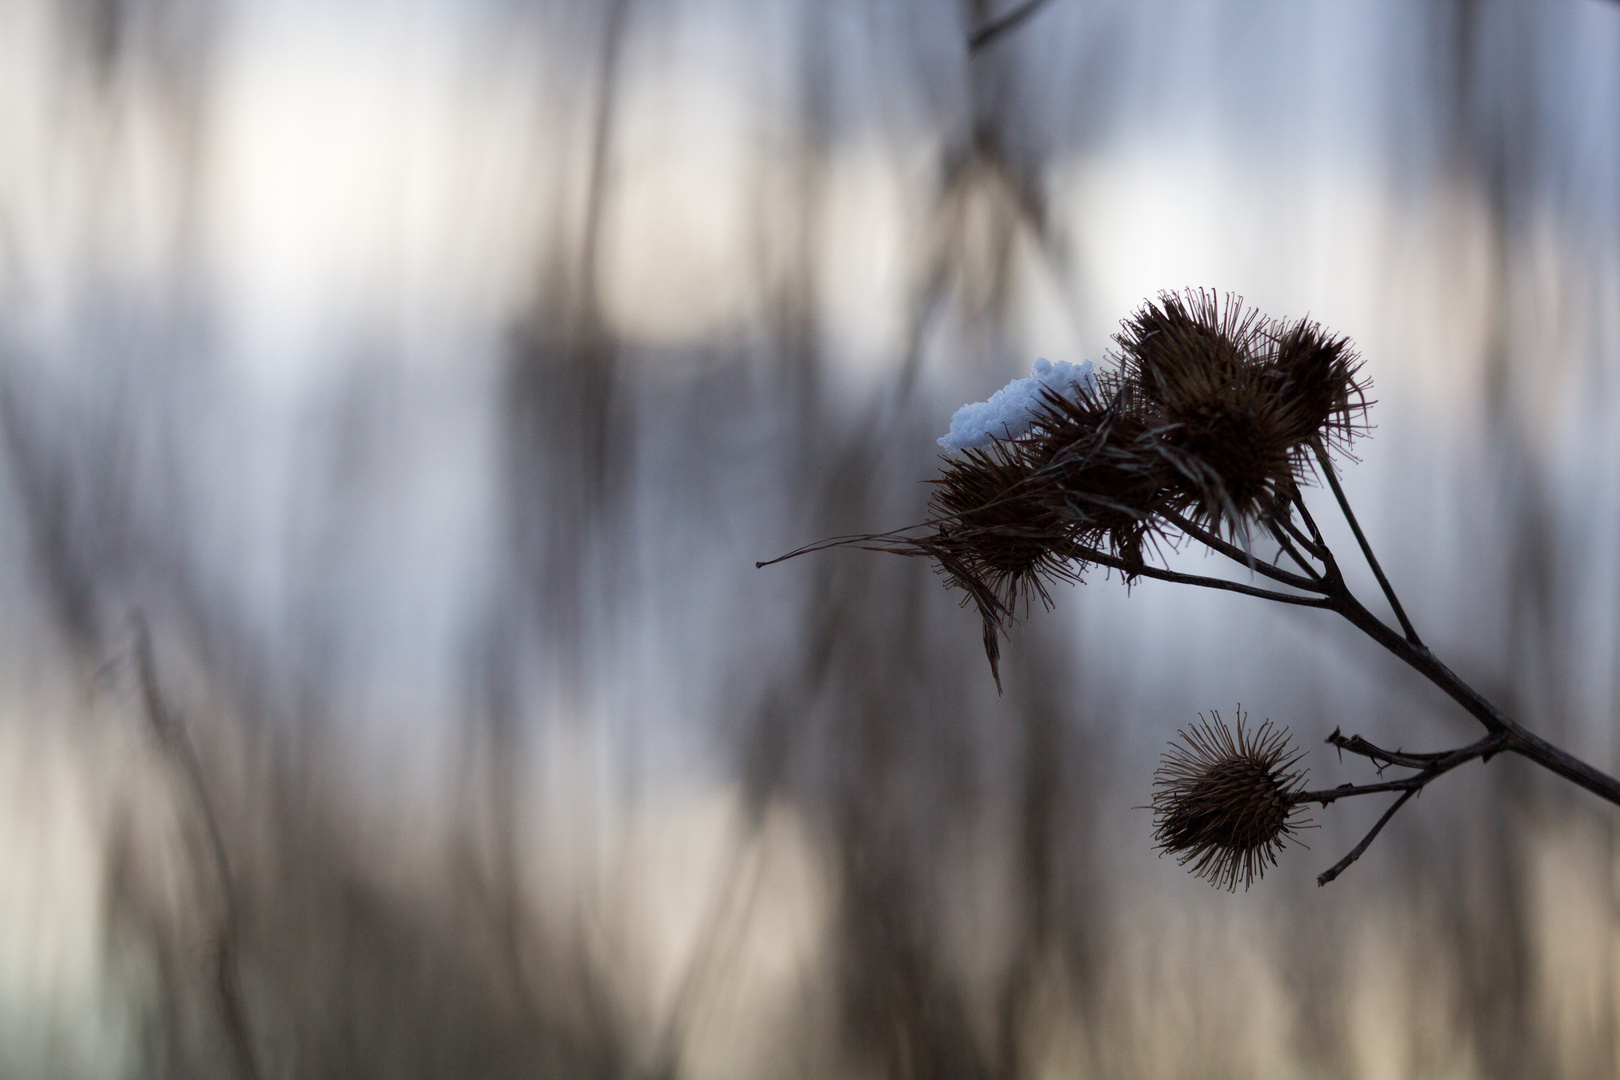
133,614,261,1080
967,0,1056,52
1315,790,1416,886
1313,443,1422,646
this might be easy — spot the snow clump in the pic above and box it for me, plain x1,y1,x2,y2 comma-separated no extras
937,358,1097,452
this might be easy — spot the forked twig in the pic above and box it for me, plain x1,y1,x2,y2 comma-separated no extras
1267,519,1324,582
1277,504,1330,563
1159,509,1326,592
1313,442,1421,646
1294,731,1509,808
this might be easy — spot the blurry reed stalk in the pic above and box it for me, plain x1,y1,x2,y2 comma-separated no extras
131,615,262,1080
762,289,1620,886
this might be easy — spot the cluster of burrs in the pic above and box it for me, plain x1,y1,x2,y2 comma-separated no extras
919,289,1367,685
762,289,1620,888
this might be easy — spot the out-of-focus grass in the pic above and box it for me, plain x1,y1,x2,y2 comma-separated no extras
1,2,1619,1077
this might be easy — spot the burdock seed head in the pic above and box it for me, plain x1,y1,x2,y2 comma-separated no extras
919,371,1176,689
921,424,1084,691
1022,378,1175,569
1151,708,1310,891
1264,314,1370,453
1113,290,1372,537
1114,289,1269,416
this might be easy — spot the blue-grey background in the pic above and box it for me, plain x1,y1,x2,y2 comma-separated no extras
1,1,1618,1076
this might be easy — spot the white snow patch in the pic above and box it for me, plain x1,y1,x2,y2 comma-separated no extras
938,358,1097,451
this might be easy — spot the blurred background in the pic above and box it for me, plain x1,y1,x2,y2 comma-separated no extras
2,0,1619,1076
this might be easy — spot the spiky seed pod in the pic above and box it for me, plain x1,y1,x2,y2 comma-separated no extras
917,373,1174,688
1263,316,1369,453
1151,709,1309,891
920,437,1075,690
1025,377,1174,568
1114,289,1269,417
1113,290,1372,537
926,377,1177,578
928,438,1075,614
1151,372,1308,535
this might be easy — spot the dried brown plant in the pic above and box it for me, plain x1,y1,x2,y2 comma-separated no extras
762,289,1620,886
1150,708,1310,891
1115,289,1370,538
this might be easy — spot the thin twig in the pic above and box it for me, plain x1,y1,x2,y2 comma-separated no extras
967,0,1057,52
1314,443,1421,645
1294,731,1508,806
755,527,920,568
1297,743,1501,805
1327,728,1486,770
1297,778,1423,804
1291,495,1333,561
1267,520,1323,581
758,528,1334,609
1326,588,1507,735
1502,723,1620,809
1056,541,1336,609
1277,504,1330,563
1159,510,1326,592
1316,789,1416,886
